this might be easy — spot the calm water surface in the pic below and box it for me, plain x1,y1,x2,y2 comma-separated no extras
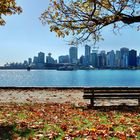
0,70,140,87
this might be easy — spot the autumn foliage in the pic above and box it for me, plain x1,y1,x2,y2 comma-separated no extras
0,0,22,25
41,0,140,44
0,103,140,139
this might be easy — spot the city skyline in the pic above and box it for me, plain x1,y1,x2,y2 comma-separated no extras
0,0,140,66
2,46,140,65
3,46,140,69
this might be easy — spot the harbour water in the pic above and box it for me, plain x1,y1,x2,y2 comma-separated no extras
0,70,140,87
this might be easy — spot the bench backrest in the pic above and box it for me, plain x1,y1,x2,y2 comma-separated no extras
84,87,140,94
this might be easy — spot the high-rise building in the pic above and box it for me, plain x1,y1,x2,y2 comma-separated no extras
137,53,140,66
79,55,85,65
46,53,55,64
59,55,69,64
120,47,129,68
33,56,38,65
115,51,121,68
85,45,91,66
98,51,106,68
128,49,137,67
38,52,45,64
106,50,115,68
23,60,28,66
28,58,32,65
90,50,98,68
137,56,140,67
69,47,78,64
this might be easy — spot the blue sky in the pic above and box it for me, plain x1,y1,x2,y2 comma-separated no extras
0,0,140,66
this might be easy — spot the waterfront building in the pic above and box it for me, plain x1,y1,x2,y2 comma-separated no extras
98,51,106,68
37,52,44,68
38,52,45,64
115,51,121,68
59,55,69,64
54,60,57,64
106,50,115,68
106,52,110,68
90,50,98,68
120,47,129,68
98,54,102,68
79,55,85,65
33,56,38,65
137,56,140,67
85,44,91,66
46,53,55,64
28,58,32,65
128,49,137,67
69,47,78,64
23,60,28,66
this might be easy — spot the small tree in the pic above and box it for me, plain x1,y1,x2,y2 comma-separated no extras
0,0,22,25
40,0,140,44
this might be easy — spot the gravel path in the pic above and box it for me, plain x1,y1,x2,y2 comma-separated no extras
0,88,138,106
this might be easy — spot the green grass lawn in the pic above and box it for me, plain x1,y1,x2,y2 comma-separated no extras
0,103,139,140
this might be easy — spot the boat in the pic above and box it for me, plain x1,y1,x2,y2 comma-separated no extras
57,66,76,71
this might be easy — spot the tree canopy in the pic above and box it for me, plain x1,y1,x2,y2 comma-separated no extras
0,0,22,25
40,0,140,44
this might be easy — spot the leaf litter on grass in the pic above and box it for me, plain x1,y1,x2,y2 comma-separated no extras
0,103,139,139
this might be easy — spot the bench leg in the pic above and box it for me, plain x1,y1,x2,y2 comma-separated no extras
90,98,94,107
89,93,94,107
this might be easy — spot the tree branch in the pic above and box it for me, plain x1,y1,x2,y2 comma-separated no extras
122,15,140,24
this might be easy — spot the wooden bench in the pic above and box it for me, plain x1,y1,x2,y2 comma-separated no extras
83,87,140,106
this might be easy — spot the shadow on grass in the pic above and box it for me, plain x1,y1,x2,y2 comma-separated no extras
0,124,33,140
0,124,14,140
85,104,140,113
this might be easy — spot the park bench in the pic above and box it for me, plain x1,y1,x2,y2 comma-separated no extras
83,87,140,107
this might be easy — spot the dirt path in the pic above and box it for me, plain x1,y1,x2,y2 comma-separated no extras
0,88,138,106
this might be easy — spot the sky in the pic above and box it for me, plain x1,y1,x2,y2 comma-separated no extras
0,0,140,66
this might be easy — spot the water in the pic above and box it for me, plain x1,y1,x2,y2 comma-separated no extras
0,70,140,87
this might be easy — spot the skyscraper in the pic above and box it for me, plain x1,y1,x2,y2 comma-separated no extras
79,55,85,65
28,58,32,65
98,51,106,68
106,50,115,68
85,45,91,66
137,56,140,67
120,47,129,68
33,56,38,65
69,47,78,64
128,49,137,67
90,50,98,68
46,53,55,64
59,55,69,64
38,52,45,64
115,51,121,68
